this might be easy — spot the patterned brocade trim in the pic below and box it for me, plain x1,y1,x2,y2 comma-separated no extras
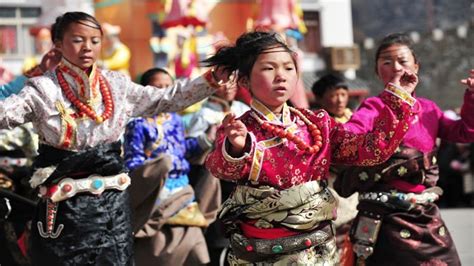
384,83,416,106
55,101,77,149
247,123,298,183
222,133,255,163
24,65,44,78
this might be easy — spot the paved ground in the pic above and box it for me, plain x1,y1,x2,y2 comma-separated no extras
440,208,474,265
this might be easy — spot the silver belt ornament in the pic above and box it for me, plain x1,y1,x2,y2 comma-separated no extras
37,199,64,239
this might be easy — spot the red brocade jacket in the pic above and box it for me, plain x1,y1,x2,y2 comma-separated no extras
206,86,415,190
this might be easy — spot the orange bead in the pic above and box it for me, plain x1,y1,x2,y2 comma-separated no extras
293,138,303,145
315,141,323,147
312,145,320,153
297,143,307,150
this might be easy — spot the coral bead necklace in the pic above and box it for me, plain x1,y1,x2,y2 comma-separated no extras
252,107,323,154
56,68,114,124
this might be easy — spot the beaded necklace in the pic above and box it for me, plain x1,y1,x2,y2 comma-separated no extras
57,64,99,100
56,68,114,124
252,107,323,154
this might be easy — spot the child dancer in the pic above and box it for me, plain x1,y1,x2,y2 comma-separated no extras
335,33,473,265
204,31,417,265
0,12,227,265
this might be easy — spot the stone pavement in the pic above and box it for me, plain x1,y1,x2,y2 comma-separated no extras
441,208,474,265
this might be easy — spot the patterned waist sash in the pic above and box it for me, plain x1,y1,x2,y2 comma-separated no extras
31,142,125,187
219,180,337,233
336,146,439,197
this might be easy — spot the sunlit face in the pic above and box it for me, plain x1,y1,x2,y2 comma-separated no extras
376,44,419,85
55,21,102,69
318,87,349,118
148,72,173,89
246,47,298,113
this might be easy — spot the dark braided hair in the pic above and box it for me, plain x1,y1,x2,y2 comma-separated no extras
202,31,297,84
51,12,102,43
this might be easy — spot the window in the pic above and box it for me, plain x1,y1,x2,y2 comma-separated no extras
0,25,17,54
298,11,321,54
0,7,40,57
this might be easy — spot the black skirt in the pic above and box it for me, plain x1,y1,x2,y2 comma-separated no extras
30,189,133,266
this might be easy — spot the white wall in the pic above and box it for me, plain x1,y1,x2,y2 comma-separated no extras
319,0,354,47
37,0,94,26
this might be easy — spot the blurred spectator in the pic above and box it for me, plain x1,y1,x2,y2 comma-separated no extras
186,79,249,265
0,60,15,85
22,27,53,73
311,73,353,123
438,109,474,207
311,73,357,265
101,23,131,76
125,68,212,265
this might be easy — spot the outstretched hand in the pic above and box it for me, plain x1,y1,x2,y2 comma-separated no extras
221,113,248,157
389,70,418,94
212,67,234,95
460,69,474,92
39,49,62,72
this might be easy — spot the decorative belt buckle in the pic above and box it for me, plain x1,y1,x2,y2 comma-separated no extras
353,215,381,245
352,215,382,259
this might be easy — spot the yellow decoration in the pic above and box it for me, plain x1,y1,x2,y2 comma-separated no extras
166,201,208,227
400,229,411,239
397,166,408,176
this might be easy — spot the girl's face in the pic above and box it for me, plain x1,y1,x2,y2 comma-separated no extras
55,21,102,69
376,44,419,85
246,47,298,113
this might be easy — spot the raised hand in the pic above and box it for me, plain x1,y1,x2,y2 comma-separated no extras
221,113,248,157
389,69,418,94
460,69,474,92
212,67,234,95
39,48,62,72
